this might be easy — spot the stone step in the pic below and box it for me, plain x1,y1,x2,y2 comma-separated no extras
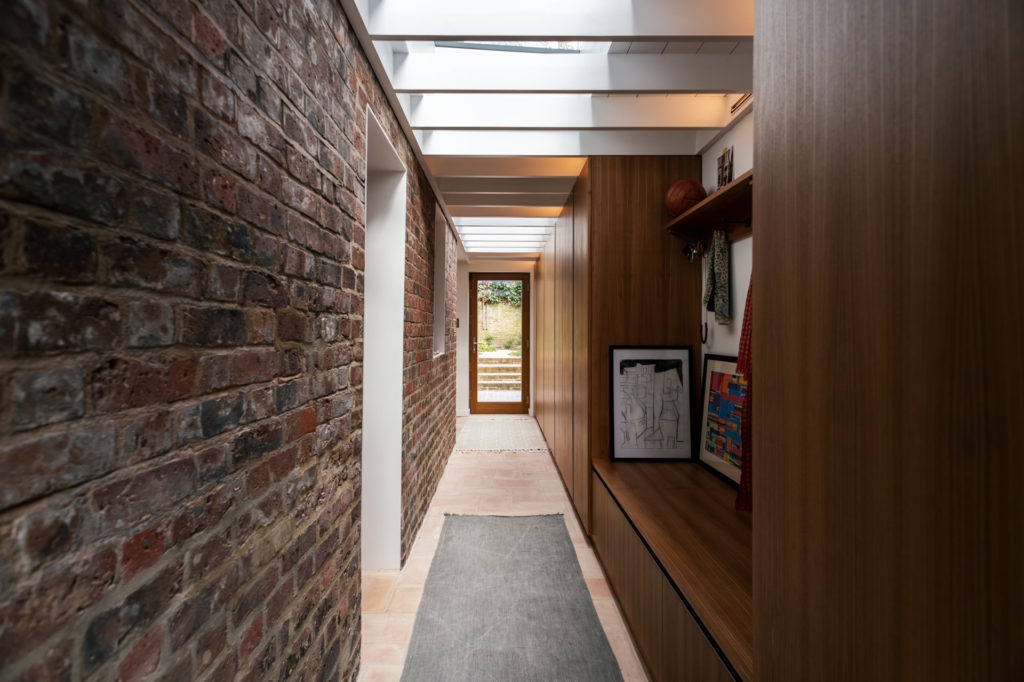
477,356,522,365
479,380,523,388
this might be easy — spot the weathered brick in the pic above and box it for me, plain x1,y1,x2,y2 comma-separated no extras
196,614,227,672
14,501,83,569
121,527,166,583
83,562,182,672
230,348,278,385
117,625,162,682
231,421,283,466
276,310,307,341
92,357,196,412
107,238,204,298
242,270,287,307
180,307,246,346
122,411,174,463
199,393,245,437
206,263,241,302
201,71,235,122
11,366,84,431
129,186,181,240
22,220,96,283
6,291,120,352
92,458,197,526
0,422,117,511
126,301,174,347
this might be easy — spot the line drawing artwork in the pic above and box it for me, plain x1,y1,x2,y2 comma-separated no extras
618,359,685,450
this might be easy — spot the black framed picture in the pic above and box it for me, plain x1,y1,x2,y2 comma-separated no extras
609,345,693,461
698,354,748,485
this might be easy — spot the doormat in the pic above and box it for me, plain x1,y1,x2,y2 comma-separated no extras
457,418,549,451
401,515,623,682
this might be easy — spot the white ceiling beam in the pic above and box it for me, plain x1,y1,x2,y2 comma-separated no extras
429,157,586,178
408,94,736,130
365,0,753,41
458,227,553,235
438,176,578,193
465,247,543,253
449,206,564,218
418,130,697,156
444,193,568,207
454,217,558,227
392,52,752,94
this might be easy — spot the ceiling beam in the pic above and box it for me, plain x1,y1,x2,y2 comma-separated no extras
444,193,568,207
365,0,753,41
448,206,564,218
438,176,578,193
418,130,697,156
391,52,753,94
428,157,586,178
408,94,739,130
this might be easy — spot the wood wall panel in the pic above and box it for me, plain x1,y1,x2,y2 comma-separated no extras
572,162,591,529
587,156,704,463
592,478,733,682
534,237,556,444
754,1,1024,679
553,195,574,489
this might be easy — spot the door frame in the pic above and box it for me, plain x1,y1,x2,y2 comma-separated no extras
469,272,530,414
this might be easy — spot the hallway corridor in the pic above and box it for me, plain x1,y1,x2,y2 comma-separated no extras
358,416,648,681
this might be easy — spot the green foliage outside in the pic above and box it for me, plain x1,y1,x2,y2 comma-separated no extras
476,283,523,353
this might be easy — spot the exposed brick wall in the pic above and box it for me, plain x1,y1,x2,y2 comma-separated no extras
0,0,455,680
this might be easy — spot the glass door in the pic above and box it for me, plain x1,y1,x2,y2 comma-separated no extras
469,273,530,414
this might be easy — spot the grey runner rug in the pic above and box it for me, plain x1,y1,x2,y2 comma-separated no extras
400,514,624,682
457,418,549,451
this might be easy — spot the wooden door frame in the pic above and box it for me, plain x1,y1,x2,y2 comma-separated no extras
469,272,531,414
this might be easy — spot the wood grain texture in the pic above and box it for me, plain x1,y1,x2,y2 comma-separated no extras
594,460,752,680
754,0,1024,679
591,473,735,682
587,156,704,463
572,162,591,530
535,239,555,442
554,194,575,490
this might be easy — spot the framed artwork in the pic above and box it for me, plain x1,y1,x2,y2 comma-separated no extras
716,146,734,190
698,354,748,484
609,346,692,461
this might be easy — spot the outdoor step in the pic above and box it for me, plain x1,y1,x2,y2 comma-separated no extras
477,357,522,365
479,380,522,387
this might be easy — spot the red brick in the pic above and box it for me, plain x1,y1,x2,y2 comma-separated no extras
240,614,262,662
121,527,166,583
91,357,195,412
230,348,279,385
117,625,161,682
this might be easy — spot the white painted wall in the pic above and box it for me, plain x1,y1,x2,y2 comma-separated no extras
362,113,406,571
456,258,470,415
455,258,536,416
700,111,754,357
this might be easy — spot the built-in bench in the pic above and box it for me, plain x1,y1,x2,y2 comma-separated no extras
590,460,753,681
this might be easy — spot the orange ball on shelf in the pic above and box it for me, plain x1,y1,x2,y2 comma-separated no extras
664,179,707,217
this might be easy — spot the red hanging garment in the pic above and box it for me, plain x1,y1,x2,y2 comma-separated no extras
735,279,753,511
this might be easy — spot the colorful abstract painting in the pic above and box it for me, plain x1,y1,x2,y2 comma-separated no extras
699,356,748,482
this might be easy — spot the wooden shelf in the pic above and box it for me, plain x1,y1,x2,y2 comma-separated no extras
665,169,753,241
592,459,753,681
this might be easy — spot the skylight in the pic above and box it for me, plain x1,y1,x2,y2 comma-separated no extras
435,41,581,54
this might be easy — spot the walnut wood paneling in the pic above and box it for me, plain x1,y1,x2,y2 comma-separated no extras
593,459,752,680
592,475,734,682
587,156,704,463
572,162,591,529
535,238,555,442
755,1,1024,680
553,195,574,489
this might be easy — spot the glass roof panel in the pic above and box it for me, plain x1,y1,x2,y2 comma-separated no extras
435,40,581,54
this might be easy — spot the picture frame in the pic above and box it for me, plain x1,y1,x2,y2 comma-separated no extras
698,354,748,485
609,345,693,461
716,146,734,190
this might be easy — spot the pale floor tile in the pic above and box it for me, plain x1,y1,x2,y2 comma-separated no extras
360,415,649,682
356,664,404,682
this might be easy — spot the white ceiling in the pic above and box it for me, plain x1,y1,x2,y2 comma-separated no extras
341,0,754,259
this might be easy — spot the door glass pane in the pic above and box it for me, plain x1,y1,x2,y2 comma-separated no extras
476,279,523,403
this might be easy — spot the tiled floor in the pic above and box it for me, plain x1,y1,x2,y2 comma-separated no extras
358,416,650,682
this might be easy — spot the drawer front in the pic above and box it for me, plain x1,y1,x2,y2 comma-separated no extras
591,479,734,682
